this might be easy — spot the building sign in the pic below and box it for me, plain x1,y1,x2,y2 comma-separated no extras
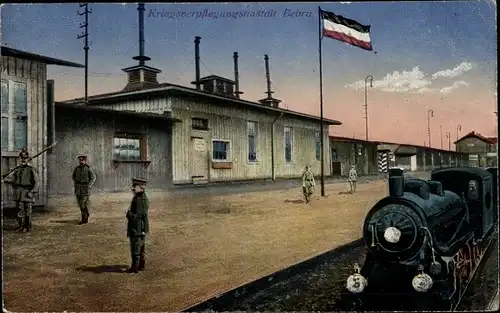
193,138,207,151
469,154,478,161
486,152,497,157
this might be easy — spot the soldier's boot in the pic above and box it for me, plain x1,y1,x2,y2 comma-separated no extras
138,256,145,271
78,213,86,225
84,208,90,224
24,216,32,232
126,257,139,273
14,218,24,232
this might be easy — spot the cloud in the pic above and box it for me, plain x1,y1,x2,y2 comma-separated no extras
439,81,469,94
345,66,432,93
345,61,475,94
431,62,474,79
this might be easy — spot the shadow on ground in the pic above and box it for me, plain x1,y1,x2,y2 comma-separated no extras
284,199,304,204
51,219,81,225
338,191,353,195
76,265,129,274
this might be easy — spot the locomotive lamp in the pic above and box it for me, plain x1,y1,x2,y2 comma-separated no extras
346,263,368,293
383,226,401,243
412,265,433,292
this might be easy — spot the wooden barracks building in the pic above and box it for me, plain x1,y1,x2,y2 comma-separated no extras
1,46,84,208
59,4,341,192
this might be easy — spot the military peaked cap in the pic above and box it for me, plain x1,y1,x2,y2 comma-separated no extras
19,148,30,159
132,178,148,185
77,155,88,160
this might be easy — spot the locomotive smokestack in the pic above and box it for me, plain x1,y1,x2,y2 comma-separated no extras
233,52,243,98
264,54,273,99
194,36,201,91
388,168,405,197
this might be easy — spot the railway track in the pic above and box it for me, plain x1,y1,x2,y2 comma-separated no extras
184,233,498,312
487,291,499,311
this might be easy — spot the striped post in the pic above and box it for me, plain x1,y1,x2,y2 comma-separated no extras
378,152,388,173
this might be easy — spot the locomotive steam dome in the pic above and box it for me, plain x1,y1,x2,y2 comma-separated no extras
365,202,424,260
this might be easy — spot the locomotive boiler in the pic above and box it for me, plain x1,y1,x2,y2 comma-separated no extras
343,167,498,311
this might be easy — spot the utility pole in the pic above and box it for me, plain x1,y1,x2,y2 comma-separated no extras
446,132,451,150
427,109,434,148
364,75,373,141
440,125,443,149
77,3,92,105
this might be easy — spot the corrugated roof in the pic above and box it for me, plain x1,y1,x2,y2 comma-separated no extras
62,83,342,126
1,46,85,68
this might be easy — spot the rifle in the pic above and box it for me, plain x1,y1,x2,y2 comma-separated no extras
1,141,59,179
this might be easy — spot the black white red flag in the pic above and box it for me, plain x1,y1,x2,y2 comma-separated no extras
321,10,373,51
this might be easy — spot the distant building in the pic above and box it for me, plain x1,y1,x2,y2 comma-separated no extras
1,46,84,208
454,131,497,167
376,141,468,172
329,136,378,176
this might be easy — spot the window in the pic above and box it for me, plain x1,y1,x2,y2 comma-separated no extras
216,80,225,93
248,121,258,162
331,149,338,161
1,80,27,152
315,130,321,161
213,140,230,161
113,134,147,161
284,126,293,162
192,118,209,130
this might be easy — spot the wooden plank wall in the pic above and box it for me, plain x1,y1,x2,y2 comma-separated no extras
49,107,173,196
170,97,331,184
1,56,47,208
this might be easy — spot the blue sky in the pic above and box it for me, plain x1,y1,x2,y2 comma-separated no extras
1,2,497,145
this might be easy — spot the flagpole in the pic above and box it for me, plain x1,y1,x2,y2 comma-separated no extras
318,6,325,197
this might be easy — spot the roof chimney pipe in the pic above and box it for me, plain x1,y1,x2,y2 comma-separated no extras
258,54,282,108
264,54,273,99
132,3,151,66
194,36,201,91
233,52,243,98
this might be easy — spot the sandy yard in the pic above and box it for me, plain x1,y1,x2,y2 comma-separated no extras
3,179,389,312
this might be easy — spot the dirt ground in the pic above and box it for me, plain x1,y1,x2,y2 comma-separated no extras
3,179,389,312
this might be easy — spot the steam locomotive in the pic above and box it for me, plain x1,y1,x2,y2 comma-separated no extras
342,167,498,311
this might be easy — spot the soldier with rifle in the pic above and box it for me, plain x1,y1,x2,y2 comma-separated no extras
2,142,57,231
2,148,39,232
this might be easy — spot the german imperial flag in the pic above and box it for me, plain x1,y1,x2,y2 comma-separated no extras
321,9,373,51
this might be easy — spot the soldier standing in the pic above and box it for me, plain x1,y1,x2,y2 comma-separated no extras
349,165,358,193
125,178,149,273
302,165,316,203
72,155,96,225
3,148,39,232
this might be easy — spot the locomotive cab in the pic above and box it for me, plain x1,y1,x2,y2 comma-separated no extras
431,167,496,240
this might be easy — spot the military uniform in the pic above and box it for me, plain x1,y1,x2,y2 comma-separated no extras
5,149,39,232
126,178,149,273
349,166,358,193
72,155,96,225
302,166,316,203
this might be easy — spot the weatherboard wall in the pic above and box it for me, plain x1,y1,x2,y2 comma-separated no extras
49,106,173,196
170,97,330,184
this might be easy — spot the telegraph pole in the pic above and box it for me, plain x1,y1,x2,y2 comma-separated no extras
77,3,92,105
364,75,373,141
427,109,434,148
